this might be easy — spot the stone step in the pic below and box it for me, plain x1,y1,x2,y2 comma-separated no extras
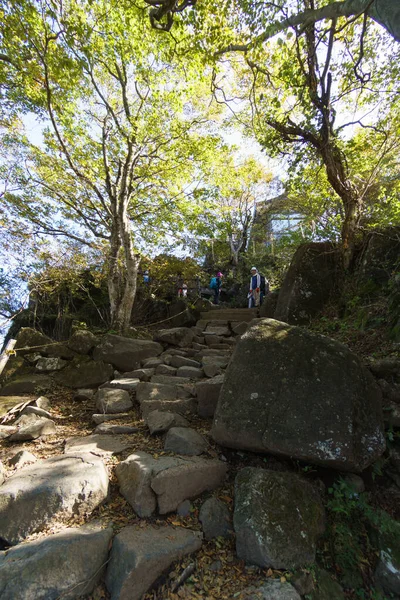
200,308,259,322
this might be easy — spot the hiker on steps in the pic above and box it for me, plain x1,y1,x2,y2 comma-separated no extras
210,272,223,305
248,267,268,308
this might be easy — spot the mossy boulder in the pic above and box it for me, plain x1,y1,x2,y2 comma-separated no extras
67,329,98,355
212,318,385,472
55,356,113,388
234,467,325,569
309,568,345,600
0,375,52,397
14,328,75,359
274,242,341,325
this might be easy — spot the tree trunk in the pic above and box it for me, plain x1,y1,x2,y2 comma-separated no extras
107,203,141,332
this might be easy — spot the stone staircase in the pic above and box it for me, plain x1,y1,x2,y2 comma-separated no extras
200,307,259,322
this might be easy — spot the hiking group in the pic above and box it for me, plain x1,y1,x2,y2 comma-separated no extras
210,267,269,307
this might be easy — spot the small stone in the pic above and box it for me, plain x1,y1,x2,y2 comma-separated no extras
92,413,130,425
199,497,233,540
145,410,189,434
176,366,204,379
74,389,95,401
95,388,133,414
20,405,52,419
9,451,37,468
156,364,178,376
9,417,56,441
35,396,51,410
94,424,139,435
100,378,140,391
164,427,208,456
177,499,192,517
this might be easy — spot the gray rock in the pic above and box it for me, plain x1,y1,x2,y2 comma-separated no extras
36,357,67,372
151,374,192,386
234,468,325,569
192,341,206,349
145,410,189,434
0,461,5,485
116,451,227,516
238,580,301,600
20,405,52,419
142,357,163,368
140,398,197,419
64,434,131,457
169,355,201,369
9,416,56,441
55,357,113,389
93,333,162,371
154,327,195,347
0,454,108,545
201,355,229,378
164,427,208,455
105,525,202,600
205,325,231,337
137,382,178,403
370,358,400,379
199,497,233,540
35,396,51,410
156,364,177,376
14,328,75,359
24,352,42,364
94,424,139,435
212,318,385,472
73,388,95,401
205,334,224,346
196,374,224,418
0,425,18,439
100,378,140,391
67,329,98,355
95,388,133,414
0,375,52,396
176,366,204,379
92,413,130,425
177,499,192,517
0,522,113,600
9,450,37,468
120,368,155,381
274,241,340,325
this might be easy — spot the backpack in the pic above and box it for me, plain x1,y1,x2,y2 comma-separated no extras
209,277,218,290
260,275,269,295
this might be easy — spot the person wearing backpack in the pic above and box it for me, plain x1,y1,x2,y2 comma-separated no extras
210,271,223,305
248,267,268,307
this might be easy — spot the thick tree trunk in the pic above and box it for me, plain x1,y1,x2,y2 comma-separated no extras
107,200,141,332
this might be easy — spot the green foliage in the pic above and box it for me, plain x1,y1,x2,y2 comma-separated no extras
321,478,396,594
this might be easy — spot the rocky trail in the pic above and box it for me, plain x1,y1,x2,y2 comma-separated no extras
0,309,399,600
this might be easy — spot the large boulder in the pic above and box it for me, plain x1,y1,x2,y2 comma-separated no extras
274,242,341,325
55,356,113,389
212,319,385,472
0,375,52,396
105,525,202,600
0,523,113,600
234,468,325,569
0,453,109,545
67,329,98,355
93,334,162,372
357,226,400,286
14,328,75,359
